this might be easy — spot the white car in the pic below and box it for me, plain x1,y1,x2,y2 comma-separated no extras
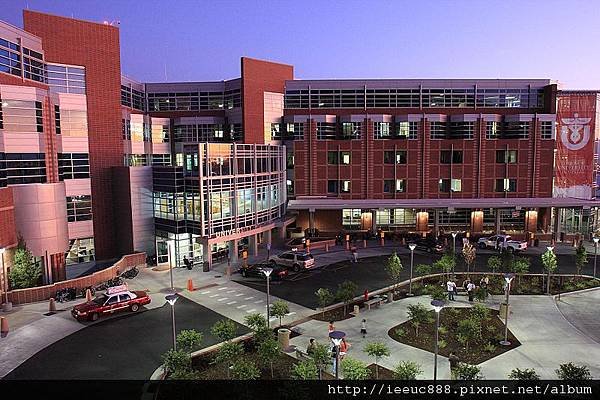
268,251,315,272
477,234,527,253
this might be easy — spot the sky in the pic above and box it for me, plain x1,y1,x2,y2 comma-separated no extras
3,0,600,88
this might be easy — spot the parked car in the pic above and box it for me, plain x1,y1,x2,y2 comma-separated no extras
477,234,527,253
239,263,289,280
407,238,446,254
268,251,315,272
71,285,151,322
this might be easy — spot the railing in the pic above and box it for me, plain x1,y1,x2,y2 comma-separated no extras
6,252,146,305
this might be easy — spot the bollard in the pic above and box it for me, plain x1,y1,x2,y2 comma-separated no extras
0,316,8,336
86,289,92,301
187,279,195,291
363,239,367,248
353,305,360,315
49,298,56,313
325,243,329,252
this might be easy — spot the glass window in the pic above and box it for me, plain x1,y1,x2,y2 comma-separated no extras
396,121,419,139
540,121,554,139
396,179,406,192
66,195,93,222
341,152,351,165
396,150,407,164
341,180,351,192
495,178,517,192
374,122,391,139
341,122,361,139
496,150,517,164
327,151,339,165
383,180,393,193
327,180,338,194
439,179,461,192
440,150,463,164
486,121,498,139
384,151,395,164
342,209,362,226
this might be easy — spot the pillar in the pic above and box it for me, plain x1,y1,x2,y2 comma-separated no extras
371,210,377,233
416,211,429,233
264,229,272,247
434,209,440,238
495,209,501,234
553,208,562,242
470,210,484,233
249,234,259,257
202,242,212,270
228,240,238,265
309,208,316,234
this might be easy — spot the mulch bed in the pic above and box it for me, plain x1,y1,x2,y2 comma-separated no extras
312,301,365,322
367,363,395,380
388,306,520,365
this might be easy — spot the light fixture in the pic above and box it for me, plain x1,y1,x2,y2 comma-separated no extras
594,237,599,244
504,273,515,284
431,299,444,313
409,243,416,251
165,293,178,306
547,246,554,252
451,232,457,238
262,267,273,278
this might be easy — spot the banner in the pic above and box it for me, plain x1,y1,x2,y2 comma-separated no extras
553,93,597,199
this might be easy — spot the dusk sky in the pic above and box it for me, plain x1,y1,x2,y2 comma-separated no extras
4,0,600,89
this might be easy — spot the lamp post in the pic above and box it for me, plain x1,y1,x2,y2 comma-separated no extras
329,330,345,379
593,237,599,278
546,246,554,295
262,267,273,328
167,241,174,291
165,293,178,351
431,300,444,381
500,273,515,346
451,232,457,256
408,243,416,296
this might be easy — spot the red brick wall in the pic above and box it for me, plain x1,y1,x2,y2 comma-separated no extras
241,57,293,144
24,11,124,261
0,187,17,249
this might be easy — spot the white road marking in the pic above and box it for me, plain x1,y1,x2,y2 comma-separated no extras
200,291,211,294
226,301,237,305
226,290,236,293
235,293,244,297
217,298,228,302
254,300,263,304
244,296,254,300
286,312,297,316
209,294,219,298
245,309,257,313
217,287,228,291
237,305,247,309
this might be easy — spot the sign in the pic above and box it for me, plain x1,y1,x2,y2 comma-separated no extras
107,284,128,294
213,226,253,239
554,93,597,199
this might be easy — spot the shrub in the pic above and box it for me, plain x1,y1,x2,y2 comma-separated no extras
292,360,319,380
555,362,592,380
245,313,271,343
394,361,423,380
315,288,334,317
270,300,290,327
336,281,358,315
438,339,447,350
470,303,490,322
341,357,371,380
9,239,42,289
406,303,431,336
211,319,237,342
415,264,432,276
213,341,244,378
457,319,480,351
474,287,488,302
169,369,201,380
487,256,502,273
258,338,281,378
575,244,588,275
231,359,261,380
454,363,484,380
394,328,406,338
438,326,448,336
162,349,192,375
508,368,540,380
310,342,330,379
363,342,391,379
483,343,496,353
427,284,447,301
176,329,203,353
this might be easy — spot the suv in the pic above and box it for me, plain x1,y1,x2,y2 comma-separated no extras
71,285,151,322
269,251,315,272
407,238,446,254
477,234,527,253
239,263,289,280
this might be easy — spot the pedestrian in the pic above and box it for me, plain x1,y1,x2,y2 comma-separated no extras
480,276,489,298
449,352,460,379
446,279,456,301
328,321,335,334
360,319,367,338
339,337,350,360
330,342,339,374
462,277,471,293
183,255,192,270
363,288,369,301
307,338,316,356
351,246,358,263
467,281,476,302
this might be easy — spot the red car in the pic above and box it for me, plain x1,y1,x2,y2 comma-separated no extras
71,285,151,322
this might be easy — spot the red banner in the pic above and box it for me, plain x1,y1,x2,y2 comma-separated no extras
554,93,597,199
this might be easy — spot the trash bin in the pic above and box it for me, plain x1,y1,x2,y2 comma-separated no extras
203,261,210,272
278,328,290,349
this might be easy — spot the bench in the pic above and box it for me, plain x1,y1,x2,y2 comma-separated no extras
364,297,383,310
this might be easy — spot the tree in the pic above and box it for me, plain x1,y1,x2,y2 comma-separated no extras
385,252,404,292
176,329,203,353
575,243,588,276
211,319,237,342
161,349,192,376
456,319,480,351
245,313,271,344
231,359,261,380
258,337,281,378
213,341,244,379
462,242,476,272
9,239,42,289
454,363,484,380
555,362,592,380
310,342,330,380
292,360,318,380
270,300,290,327
433,254,455,278
406,303,431,336
511,257,530,286
363,342,390,379
508,368,540,380
315,288,334,317
393,361,423,380
336,280,358,316
415,264,432,276
487,256,502,273
541,249,558,294
427,284,447,301
340,357,371,380
470,304,490,337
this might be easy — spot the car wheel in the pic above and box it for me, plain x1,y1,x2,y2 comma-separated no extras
130,304,140,312
507,247,514,254
478,243,486,249
293,264,300,272
270,260,277,266
242,270,247,277
427,247,432,253
90,313,99,322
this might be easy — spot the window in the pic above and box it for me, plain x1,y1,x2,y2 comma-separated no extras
396,179,406,192
59,109,87,137
502,121,530,139
65,237,95,265
122,119,131,140
119,294,131,302
374,122,391,139
449,122,474,139
396,150,407,164
341,152,351,165
341,122,361,139
383,180,394,193
327,180,338,193
451,179,462,192
54,105,61,134
106,296,119,305
124,154,149,167
496,150,517,164
286,123,304,140
0,99,3,129
495,178,517,192
151,154,171,166
35,101,43,132
270,123,281,140
327,151,339,165
58,153,90,179
341,180,351,193
384,151,395,164
0,100,44,133
430,122,447,139
66,195,93,222
286,179,294,195
316,122,336,140
385,179,406,193
440,150,463,164
439,179,461,192
540,121,554,139
47,63,86,94
286,153,294,169
384,150,407,164
486,121,498,139
4,153,46,184
397,121,418,139
342,209,362,227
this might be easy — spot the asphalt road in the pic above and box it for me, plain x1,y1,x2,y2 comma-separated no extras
3,296,248,380
234,250,586,309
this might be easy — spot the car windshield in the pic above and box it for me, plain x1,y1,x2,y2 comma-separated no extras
92,294,108,305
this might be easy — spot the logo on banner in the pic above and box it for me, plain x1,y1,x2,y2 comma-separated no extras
560,113,591,151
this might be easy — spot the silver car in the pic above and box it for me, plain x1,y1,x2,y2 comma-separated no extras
268,251,315,272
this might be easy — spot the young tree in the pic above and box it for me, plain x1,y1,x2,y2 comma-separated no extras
511,257,530,286
231,359,261,380
210,319,237,342
258,337,281,378
176,329,203,353
310,342,330,380
508,368,540,380
270,300,290,328
340,357,371,380
415,264,432,276
161,349,192,376
470,304,490,337
315,288,334,318
406,303,431,336
214,341,244,379
336,280,358,316
363,342,390,379
292,359,319,380
541,249,558,294
456,319,480,351
575,243,588,276
9,239,42,289
462,242,476,272
393,361,423,380
555,362,592,381
433,255,455,279
385,253,404,292
487,255,502,273
244,313,271,344
454,363,484,380
427,284,447,301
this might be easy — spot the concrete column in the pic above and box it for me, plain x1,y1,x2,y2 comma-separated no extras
249,234,259,256
309,209,316,234
553,208,562,243
434,209,440,238
470,210,484,233
495,209,501,233
228,240,238,264
264,229,272,247
371,210,377,232
202,242,212,270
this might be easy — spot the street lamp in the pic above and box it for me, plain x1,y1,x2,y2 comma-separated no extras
451,232,457,256
431,299,444,381
329,330,345,379
165,293,179,351
593,237,599,278
408,243,416,296
500,273,515,346
546,246,554,295
262,267,273,328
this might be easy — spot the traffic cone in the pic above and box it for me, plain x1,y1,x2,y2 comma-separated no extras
49,298,56,313
0,317,8,337
187,279,195,291
86,289,92,301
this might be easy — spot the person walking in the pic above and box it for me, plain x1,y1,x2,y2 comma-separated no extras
467,281,476,302
351,246,358,263
360,319,367,338
307,338,316,356
446,279,456,301
330,341,339,374
183,255,192,270
328,321,335,334
339,337,350,360
480,275,489,298
449,352,460,379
